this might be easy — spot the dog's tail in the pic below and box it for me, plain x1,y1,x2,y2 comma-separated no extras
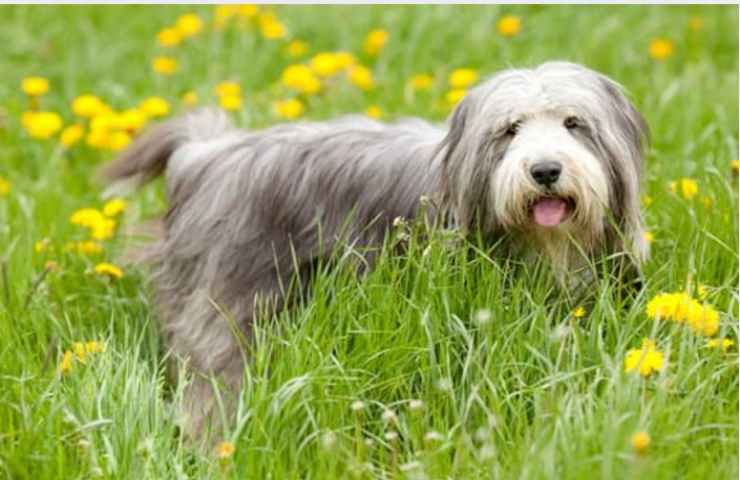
99,107,232,197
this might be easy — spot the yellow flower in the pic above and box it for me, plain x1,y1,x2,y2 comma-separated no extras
707,338,734,352
0,176,11,196
72,95,107,118
572,306,586,318
60,124,84,148
95,262,123,279
86,341,105,354
497,15,522,37
108,131,132,151
182,91,198,107
281,64,321,94
157,27,182,47
285,40,309,58
103,198,127,217
152,56,178,75
310,52,343,77
139,97,170,118
688,17,704,32
219,95,243,111
366,105,382,119
214,5,239,29
348,65,375,91
59,350,75,374
23,111,63,139
335,52,357,70
21,76,50,96
646,292,720,337
363,29,389,56
446,89,467,106
649,38,674,61
731,159,739,176
259,13,286,39
72,241,104,255
91,218,117,240
72,342,87,363
176,13,203,37
643,231,654,244
215,440,236,459
238,5,258,18
642,195,653,207
118,109,148,133
630,431,650,455
70,207,105,228
449,69,478,89
624,338,664,378
215,81,241,98
409,74,434,91
678,178,698,200
274,98,304,120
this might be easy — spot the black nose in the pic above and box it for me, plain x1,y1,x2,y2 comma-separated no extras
530,161,562,186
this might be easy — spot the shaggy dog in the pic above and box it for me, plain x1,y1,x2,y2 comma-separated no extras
101,61,649,438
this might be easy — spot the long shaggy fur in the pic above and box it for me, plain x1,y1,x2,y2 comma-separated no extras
100,61,649,438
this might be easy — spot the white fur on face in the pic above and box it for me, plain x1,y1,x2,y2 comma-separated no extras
491,114,610,246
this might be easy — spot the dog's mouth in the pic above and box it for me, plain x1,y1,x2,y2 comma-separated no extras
529,196,575,227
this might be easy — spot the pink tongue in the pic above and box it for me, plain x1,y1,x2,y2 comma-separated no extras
532,198,568,227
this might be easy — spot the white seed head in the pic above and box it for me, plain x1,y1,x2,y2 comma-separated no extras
384,431,399,441
351,400,366,412
381,408,398,424
320,431,337,450
437,378,453,391
399,460,422,472
424,430,444,443
474,308,492,325
409,399,425,412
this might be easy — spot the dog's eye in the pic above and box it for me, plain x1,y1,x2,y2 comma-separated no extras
505,120,522,136
564,116,580,130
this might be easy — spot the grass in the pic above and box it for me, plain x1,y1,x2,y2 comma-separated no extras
0,4,738,479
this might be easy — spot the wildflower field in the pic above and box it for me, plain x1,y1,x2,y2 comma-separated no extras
1,4,738,479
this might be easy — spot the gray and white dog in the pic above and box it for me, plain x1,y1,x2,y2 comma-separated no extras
102,61,649,437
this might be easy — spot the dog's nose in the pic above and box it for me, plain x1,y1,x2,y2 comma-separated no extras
530,161,562,187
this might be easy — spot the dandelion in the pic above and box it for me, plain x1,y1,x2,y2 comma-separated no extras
642,195,653,207
448,68,478,89
409,73,434,91
351,400,366,412
70,207,105,227
118,109,148,133
215,81,241,98
139,97,170,118
320,431,337,450
258,12,286,39
646,291,719,336
108,131,132,151
0,176,11,196
219,95,243,111
157,27,182,47
72,94,107,118
408,399,424,412
238,5,258,18
274,98,304,120
384,431,399,441
643,231,655,244
22,111,63,139
731,159,739,176
176,13,203,37
381,408,397,424
94,262,124,280
59,351,75,374
670,178,698,200
474,308,492,325
310,52,342,77
366,105,382,119
497,15,522,37
348,65,375,91
572,306,586,318
363,29,389,56
21,76,49,97
281,64,321,94
707,338,734,352
334,52,357,70
103,198,127,217
67,240,103,255
182,91,198,106
60,124,84,148
649,38,674,61
624,338,664,378
152,56,178,75
630,431,650,455
285,40,309,58
215,440,235,459
424,431,444,443
446,89,467,106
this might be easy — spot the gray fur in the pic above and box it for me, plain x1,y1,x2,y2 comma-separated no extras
100,61,649,438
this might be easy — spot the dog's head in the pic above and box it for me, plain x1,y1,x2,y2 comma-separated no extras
441,61,649,265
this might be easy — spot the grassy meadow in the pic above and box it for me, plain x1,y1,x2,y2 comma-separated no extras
0,4,738,479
